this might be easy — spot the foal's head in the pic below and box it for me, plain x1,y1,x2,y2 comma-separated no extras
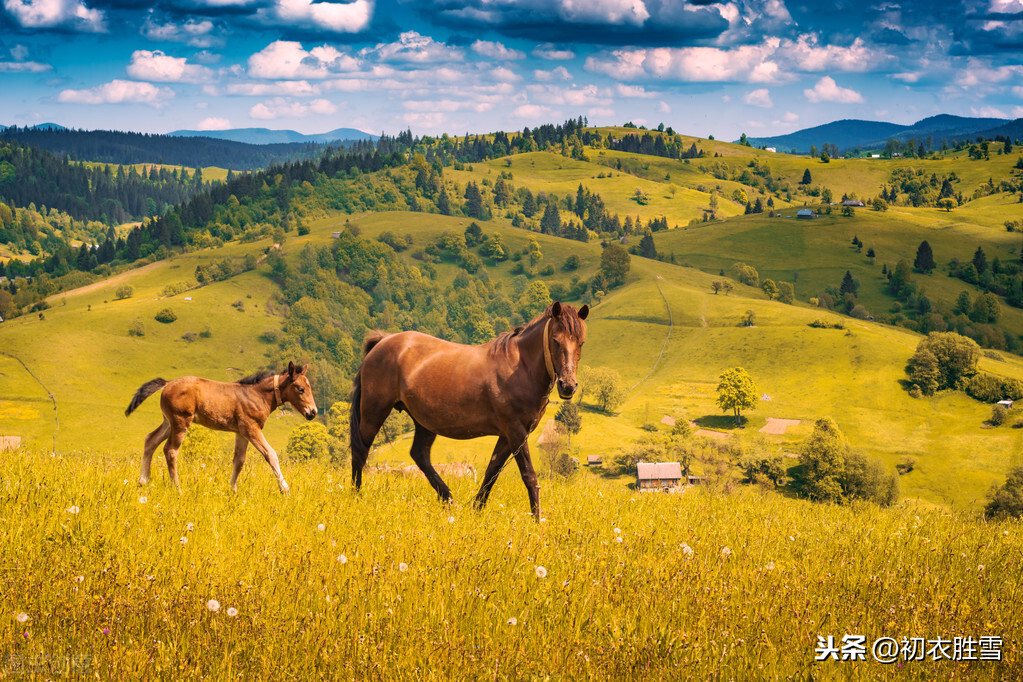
546,301,589,400
281,361,318,420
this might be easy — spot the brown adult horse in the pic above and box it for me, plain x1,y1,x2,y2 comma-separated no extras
125,362,317,493
350,301,588,519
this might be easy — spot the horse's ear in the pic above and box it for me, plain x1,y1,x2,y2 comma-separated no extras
300,363,309,375
578,304,589,320
551,301,562,317
288,361,296,377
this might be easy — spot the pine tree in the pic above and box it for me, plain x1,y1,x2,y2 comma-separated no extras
800,168,812,185
914,240,935,273
973,246,987,274
840,270,857,296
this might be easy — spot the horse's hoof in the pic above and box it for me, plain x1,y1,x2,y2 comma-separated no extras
137,477,149,486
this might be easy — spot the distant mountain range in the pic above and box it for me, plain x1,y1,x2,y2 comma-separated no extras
168,127,378,145
744,115,1020,153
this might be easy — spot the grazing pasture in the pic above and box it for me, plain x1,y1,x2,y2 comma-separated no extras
1,447,1020,679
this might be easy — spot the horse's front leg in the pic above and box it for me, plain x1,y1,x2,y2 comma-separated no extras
474,437,512,510
512,440,541,521
244,428,289,494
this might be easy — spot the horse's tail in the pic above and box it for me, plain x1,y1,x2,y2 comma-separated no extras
349,368,368,489
124,378,167,417
362,330,387,356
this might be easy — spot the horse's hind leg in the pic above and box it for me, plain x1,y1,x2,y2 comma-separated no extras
229,434,248,492
351,396,392,490
139,418,171,485
474,437,513,510
163,417,190,490
409,424,450,502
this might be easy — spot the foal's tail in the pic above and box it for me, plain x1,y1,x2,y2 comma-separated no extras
124,378,167,417
349,331,387,489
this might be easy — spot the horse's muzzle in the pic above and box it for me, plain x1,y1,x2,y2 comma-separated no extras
304,409,317,420
557,380,577,400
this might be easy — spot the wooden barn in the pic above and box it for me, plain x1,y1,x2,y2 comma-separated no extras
636,461,683,492
587,455,602,466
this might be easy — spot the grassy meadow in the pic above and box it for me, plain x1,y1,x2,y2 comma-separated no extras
5,135,1023,677
2,447,1021,679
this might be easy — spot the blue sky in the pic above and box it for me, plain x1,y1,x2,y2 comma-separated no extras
2,0,1023,139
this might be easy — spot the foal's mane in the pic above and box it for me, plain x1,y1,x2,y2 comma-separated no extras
237,370,276,385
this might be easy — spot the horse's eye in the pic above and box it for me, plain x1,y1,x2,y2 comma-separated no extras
298,387,305,394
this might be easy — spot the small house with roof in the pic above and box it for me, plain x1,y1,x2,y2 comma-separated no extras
637,461,683,492
796,209,816,219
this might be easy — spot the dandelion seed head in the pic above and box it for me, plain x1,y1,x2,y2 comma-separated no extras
138,496,148,504
615,536,623,543
765,561,775,570
978,564,985,571
721,546,732,557
535,566,547,579
207,599,220,613
227,607,238,618
507,617,517,625
74,575,84,583
15,612,28,623
681,543,694,557
66,505,79,514
180,536,188,545
448,516,455,523
613,527,621,534
337,555,347,564
398,562,408,573
186,522,194,532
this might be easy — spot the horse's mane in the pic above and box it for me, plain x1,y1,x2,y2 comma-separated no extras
490,303,586,353
237,370,276,385
491,326,524,353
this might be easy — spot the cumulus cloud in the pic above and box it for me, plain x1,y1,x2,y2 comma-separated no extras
744,88,773,107
248,41,359,79
249,96,337,119
58,79,173,105
472,40,525,60
584,40,782,83
197,116,231,130
141,15,220,48
126,50,213,83
513,103,555,119
227,80,319,96
3,0,105,32
533,65,571,81
256,0,374,33
0,60,51,72
558,0,648,26
803,76,863,103
615,83,656,98
533,43,575,60
781,36,886,73
366,31,463,63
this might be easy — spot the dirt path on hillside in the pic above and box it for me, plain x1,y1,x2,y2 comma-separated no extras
630,276,674,391
47,261,165,303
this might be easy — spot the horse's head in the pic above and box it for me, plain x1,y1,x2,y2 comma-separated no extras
281,361,318,420
547,301,589,400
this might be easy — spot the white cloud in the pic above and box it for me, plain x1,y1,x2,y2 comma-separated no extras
472,40,525,60
971,105,1009,118
781,36,882,73
558,0,648,26
534,66,571,82
227,80,319,96
954,59,1023,88
615,83,656,98
0,60,51,72
248,41,359,79
258,0,373,32
249,96,337,119
533,43,575,60
782,111,798,122
744,88,773,108
58,79,173,105
990,0,1023,12
513,104,555,119
584,40,783,83
197,117,232,130
126,50,213,83
141,16,220,48
658,101,670,113
491,66,521,82
589,106,615,118
367,31,463,64
3,0,105,32
528,83,610,107
803,76,863,103
892,72,921,83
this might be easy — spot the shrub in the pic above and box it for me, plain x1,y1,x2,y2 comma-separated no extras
182,331,198,343
326,401,351,465
115,285,134,300
985,466,1023,519
260,330,279,344
286,422,330,461
199,326,212,339
580,366,627,413
896,456,916,475
990,404,1008,426
154,308,177,323
128,319,146,337
841,451,899,506
180,426,222,461
906,332,979,393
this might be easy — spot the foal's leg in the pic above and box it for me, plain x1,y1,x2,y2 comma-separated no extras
244,427,289,494
473,437,513,510
163,417,190,490
409,424,450,502
139,417,170,485
229,434,248,492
